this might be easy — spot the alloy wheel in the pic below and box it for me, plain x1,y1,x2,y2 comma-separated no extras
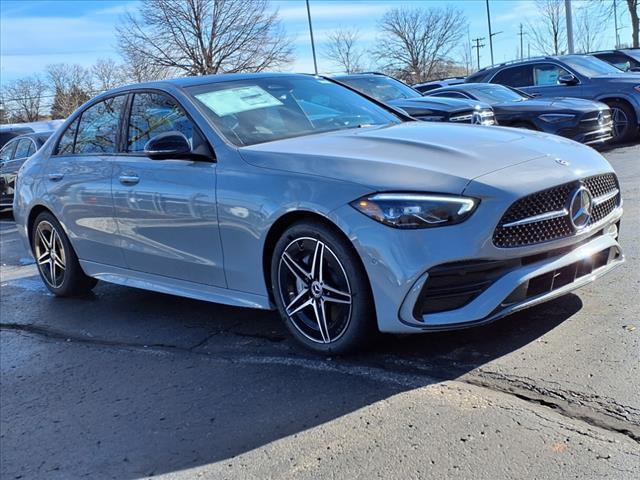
277,237,352,344
611,107,629,138
34,221,66,288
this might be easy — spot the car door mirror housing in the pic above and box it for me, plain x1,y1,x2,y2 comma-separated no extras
144,132,192,160
558,74,578,85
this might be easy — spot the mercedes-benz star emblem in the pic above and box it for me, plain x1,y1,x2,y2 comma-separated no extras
597,111,605,126
472,112,482,125
569,186,592,230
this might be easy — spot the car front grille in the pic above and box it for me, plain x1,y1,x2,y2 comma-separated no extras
493,173,620,248
449,109,496,125
580,109,612,130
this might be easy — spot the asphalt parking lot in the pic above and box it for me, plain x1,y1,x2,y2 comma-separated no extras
1,144,639,479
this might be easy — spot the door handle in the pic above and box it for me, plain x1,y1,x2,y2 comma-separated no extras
119,174,140,185
48,173,64,181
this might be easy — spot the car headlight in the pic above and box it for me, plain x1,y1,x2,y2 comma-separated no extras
538,113,576,123
350,193,478,229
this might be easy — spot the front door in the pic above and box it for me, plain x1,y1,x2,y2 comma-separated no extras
45,95,127,267
111,91,225,287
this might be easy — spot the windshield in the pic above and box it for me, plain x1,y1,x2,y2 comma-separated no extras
562,55,622,76
337,76,422,102
187,76,401,147
466,85,527,102
624,49,640,62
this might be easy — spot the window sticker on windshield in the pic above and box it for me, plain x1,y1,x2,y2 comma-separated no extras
195,86,283,116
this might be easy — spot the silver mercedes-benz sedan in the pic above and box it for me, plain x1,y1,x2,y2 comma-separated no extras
13,73,624,353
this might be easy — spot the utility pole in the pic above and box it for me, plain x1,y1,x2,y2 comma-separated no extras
613,0,621,48
565,0,574,53
518,24,525,60
472,37,486,70
486,0,494,65
528,42,531,59
485,1,502,65
306,0,318,74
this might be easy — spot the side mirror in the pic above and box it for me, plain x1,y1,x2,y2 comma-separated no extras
558,74,578,85
144,131,192,160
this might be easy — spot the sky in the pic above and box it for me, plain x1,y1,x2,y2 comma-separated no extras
0,0,631,87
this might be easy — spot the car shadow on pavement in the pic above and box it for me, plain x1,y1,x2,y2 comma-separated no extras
1,260,583,478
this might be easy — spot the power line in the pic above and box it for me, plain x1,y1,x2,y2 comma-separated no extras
471,37,486,71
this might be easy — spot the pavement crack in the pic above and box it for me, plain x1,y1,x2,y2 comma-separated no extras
461,371,640,444
0,323,182,351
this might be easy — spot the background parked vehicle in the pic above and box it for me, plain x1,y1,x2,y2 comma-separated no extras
466,54,640,142
0,131,53,213
413,77,466,93
335,73,496,125
427,83,613,145
591,49,640,72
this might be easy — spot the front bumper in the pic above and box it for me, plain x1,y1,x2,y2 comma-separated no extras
330,200,623,334
399,223,623,330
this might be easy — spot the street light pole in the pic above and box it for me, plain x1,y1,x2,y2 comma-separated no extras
565,0,574,54
306,0,318,74
613,0,621,48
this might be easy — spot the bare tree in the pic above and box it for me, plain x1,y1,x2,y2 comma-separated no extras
372,6,467,84
91,58,127,92
324,28,364,74
116,0,294,76
628,0,639,47
1,76,47,122
121,48,174,83
46,64,94,119
527,0,566,55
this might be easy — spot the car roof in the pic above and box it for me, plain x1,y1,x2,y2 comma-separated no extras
11,131,54,143
108,72,307,93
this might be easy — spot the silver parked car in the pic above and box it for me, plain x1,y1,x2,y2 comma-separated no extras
13,73,624,353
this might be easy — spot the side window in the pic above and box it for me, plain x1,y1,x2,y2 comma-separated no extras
0,140,17,162
56,118,79,155
14,139,32,159
26,141,36,157
127,93,194,152
74,95,126,154
598,53,630,71
532,63,570,86
491,65,533,88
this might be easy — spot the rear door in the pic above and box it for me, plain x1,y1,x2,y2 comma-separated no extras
111,91,225,287
45,95,128,267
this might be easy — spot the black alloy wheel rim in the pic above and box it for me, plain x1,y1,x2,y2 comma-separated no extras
278,237,352,344
611,107,628,138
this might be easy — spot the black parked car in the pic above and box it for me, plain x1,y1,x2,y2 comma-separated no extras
466,55,640,142
591,49,640,72
427,83,613,145
334,73,496,125
413,77,465,93
0,131,52,212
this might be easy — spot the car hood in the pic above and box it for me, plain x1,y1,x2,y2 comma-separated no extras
388,96,488,115
494,97,606,113
239,122,608,194
590,73,640,82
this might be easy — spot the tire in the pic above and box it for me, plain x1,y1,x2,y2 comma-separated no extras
606,100,638,144
270,220,376,354
31,211,97,296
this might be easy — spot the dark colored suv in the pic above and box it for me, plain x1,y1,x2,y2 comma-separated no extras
591,49,640,72
466,55,640,142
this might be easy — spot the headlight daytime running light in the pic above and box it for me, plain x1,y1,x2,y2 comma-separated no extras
351,193,478,229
